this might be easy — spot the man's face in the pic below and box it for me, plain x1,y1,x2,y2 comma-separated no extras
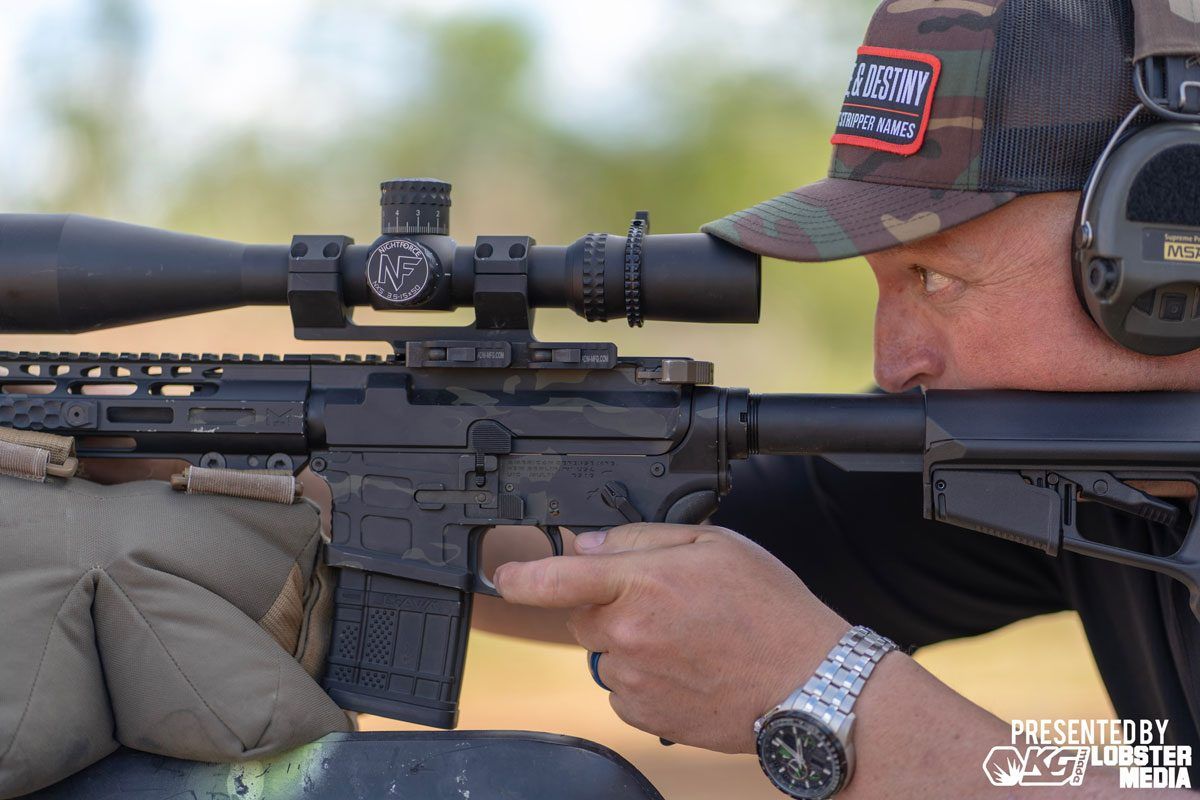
866,191,1200,393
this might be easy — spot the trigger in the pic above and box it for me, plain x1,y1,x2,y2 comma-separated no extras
544,525,565,557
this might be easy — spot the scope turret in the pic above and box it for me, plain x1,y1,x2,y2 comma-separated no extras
380,178,451,236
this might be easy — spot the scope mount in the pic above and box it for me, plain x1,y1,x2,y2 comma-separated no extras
284,178,710,382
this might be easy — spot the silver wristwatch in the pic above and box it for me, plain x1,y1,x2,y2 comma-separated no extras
753,625,898,799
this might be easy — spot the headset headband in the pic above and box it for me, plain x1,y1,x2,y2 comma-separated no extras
1133,0,1200,61
1131,0,1200,121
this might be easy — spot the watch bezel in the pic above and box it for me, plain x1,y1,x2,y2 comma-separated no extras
754,709,849,800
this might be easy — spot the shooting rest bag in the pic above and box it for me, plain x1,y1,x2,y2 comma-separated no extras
0,432,350,799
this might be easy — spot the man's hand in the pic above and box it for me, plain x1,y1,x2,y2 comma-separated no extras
493,523,848,753
496,524,1181,798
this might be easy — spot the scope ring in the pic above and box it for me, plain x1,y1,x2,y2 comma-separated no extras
581,233,608,322
624,213,648,328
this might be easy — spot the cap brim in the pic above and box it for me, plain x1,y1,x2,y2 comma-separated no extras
701,178,1018,262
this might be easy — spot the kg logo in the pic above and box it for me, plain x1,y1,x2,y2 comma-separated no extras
367,238,436,305
983,745,1089,787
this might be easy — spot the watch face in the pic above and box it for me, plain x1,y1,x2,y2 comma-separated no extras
756,712,847,799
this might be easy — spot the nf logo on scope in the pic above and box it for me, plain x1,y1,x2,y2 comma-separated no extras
367,238,436,305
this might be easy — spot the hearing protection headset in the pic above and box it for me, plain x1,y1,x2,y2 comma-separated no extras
1074,2,1200,355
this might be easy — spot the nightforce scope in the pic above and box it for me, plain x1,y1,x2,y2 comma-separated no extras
0,179,760,338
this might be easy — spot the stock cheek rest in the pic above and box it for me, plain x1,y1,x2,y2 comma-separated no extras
0,471,351,799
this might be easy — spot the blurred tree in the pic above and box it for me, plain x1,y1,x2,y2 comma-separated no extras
23,0,146,214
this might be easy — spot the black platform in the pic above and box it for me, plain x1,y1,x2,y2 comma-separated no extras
21,731,665,800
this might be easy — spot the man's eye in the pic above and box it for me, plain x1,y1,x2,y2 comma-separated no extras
915,266,954,295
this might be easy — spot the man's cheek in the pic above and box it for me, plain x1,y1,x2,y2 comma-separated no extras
941,322,1029,388
948,328,1063,390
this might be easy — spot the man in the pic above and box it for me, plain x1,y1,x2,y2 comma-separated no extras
486,0,1200,796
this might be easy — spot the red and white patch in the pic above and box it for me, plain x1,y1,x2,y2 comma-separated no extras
831,46,941,156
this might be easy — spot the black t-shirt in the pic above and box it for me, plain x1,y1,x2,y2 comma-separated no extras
712,455,1200,782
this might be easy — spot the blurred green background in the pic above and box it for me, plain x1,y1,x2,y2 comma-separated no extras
0,2,1112,797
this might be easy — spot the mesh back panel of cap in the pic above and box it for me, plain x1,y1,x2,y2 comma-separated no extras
981,0,1137,193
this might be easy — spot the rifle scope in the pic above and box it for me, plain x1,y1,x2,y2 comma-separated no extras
0,179,760,334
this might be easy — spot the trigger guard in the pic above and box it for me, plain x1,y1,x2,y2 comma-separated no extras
544,525,564,557
474,572,502,597
471,527,503,598
471,525,566,598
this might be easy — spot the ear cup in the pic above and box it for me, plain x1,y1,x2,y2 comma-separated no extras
1074,123,1200,355
1126,143,1200,227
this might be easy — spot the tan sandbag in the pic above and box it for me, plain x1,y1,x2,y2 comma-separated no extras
0,472,350,799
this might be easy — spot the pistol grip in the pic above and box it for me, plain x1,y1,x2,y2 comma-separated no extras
322,568,470,729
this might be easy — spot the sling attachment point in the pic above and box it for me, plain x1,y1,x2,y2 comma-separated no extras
0,427,79,482
171,465,301,505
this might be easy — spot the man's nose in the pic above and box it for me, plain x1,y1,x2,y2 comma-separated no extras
873,300,944,392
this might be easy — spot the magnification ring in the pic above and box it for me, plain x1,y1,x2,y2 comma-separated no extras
624,217,646,328
581,232,608,322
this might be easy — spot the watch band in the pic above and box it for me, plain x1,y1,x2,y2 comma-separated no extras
754,625,898,799
776,625,897,735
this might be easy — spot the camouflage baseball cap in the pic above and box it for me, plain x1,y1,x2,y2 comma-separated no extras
702,0,1140,262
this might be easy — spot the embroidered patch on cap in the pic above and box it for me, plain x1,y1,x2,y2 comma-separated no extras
831,46,941,156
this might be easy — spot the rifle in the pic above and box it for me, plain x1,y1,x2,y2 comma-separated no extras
1,179,1197,730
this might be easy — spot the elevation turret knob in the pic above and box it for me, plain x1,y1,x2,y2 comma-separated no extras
380,178,451,236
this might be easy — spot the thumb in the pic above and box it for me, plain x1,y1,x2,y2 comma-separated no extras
494,555,625,608
574,522,705,555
